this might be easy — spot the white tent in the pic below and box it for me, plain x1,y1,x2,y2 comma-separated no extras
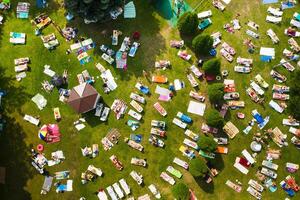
260,47,275,59
187,101,206,116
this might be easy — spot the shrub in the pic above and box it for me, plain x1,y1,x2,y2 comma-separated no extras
197,136,218,153
177,12,198,36
207,83,224,104
172,183,190,200
288,69,300,120
204,108,224,128
192,34,213,56
202,58,221,75
190,158,208,178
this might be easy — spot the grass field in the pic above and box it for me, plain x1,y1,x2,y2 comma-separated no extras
0,0,300,199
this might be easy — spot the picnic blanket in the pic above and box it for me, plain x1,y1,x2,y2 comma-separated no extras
262,0,278,4
187,101,206,116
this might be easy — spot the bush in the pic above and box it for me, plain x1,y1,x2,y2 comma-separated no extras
288,70,300,120
207,83,224,104
202,58,221,75
177,12,198,36
172,183,190,200
204,108,224,128
190,158,208,178
197,136,217,153
192,34,213,56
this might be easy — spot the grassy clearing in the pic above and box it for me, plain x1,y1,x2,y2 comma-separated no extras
0,0,300,199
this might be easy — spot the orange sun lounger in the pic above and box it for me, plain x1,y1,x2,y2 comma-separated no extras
152,75,168,83
216,146,228,154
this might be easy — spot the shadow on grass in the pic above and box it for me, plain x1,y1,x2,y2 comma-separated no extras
195,176,215,194
65,0,167,81
0,115,34,200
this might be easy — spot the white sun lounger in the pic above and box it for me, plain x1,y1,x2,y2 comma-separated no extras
262,160,279,171
172,118,187,129
97,190,108,200
267,29,279,44
106,186,118,200
242,149,255,164
112,183,124,199
250,81,264,96
269,100,284,113
197,10,212,19
267,7,283,17
283,119,299,126
128,109,142,120
234,162,249,174
173,157,189,169
266,15,282,24
24,114,40,126
119,179,131,195
291,19,300,28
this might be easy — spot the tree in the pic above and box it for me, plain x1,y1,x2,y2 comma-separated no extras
192,34,213,56
197,136,217,153
177,12,198,36
288,69,300,120
204,108,224,128
203,58,221,75
207,83,224,104
190,158,208,178
64,0,122,22
172,183,190,200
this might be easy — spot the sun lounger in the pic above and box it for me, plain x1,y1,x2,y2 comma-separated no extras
280,59,295,72
201,123,218,134
211,32,222,47
41,176,53,194
285,27,300,37
150,128,166,137
119,179,130,195
286,162,299,172
100,107,110,121
199,150,215,159
288,38,300,52
107,186,118,200
250,81,264,96
291,19,300,28
246,29,259,38
283,119,299,126
273,93,289,100
186,74,198,87
170,40,184,48
234,66,251,73
155,60,170,69
255,74,269,88
110,155,123,170
101,53,114,64
247,21,259,30
213,0,225,11
222,42,235,55
160,172,175,185
270,70,287,83
220,48,233,62
267,7,283,17
152,75,168,83
128,42,140,57
24,114,40,126
130,170,143,185
232,19,241,30
198,18,212,30
131,157,146,167
234,162,249,174
166,166,182,179
173,118,187,129
130,93,145,104
130,100,143,113
43,66,56,77
266,15,282,24
173,157,189,169
184,129,199,141
135,82,150,94
226,180,242,192
214,137,228,145
128,109,142,120
262,160,278,171
261,167,277,179
269,100,284,113
148,184,161,199
216,146,228,154
14,57,30,66
197,10,212,19
248,179,264,192
177,112,192,123
183,138,199,150
112,183,124,199
97,189,108,200
189,91,205,102
247,186,262,200
228,100,245,109
177,50,192,60
153,102,167,116
190,65,203,78
247,87,260,103
179,145,195,159
149,135,164,148
242,149,255,164
267,29,279,43
283,49,294,59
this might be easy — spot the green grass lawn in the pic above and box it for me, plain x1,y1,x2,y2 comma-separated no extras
0,0,300,199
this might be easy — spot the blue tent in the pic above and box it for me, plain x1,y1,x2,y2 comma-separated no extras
36,0,46,8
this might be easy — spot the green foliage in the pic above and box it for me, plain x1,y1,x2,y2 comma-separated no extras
190,159,208,178
192,34,213,56
288,69,300,120
204,108,224,128
172,183,190,200
207,83,224,104
197,136,218,153
203,58,221,75
177,12,198,36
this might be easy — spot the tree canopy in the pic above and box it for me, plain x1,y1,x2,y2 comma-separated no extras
172,183,190,200
197,136,218,153
204,108,225,128
207,83,224,104
192,34,213,56
202,58,221,75
190,158,208,178
65,0,122,21
288,69,300,120
177,12,198,36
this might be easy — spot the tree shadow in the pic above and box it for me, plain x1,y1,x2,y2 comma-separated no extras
152,0,173,20
0,115,34,200
194,176,215,194
65,0,166,82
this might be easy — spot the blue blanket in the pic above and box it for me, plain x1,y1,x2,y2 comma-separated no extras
262,0,278,4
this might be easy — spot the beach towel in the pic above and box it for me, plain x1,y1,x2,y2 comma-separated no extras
262,0,278,4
